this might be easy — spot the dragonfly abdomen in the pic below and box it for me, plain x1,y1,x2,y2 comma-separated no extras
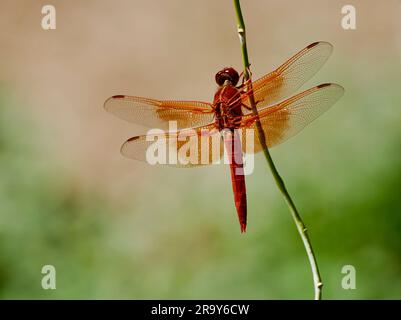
224,129,247,233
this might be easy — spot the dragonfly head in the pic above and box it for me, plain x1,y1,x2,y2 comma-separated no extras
215,67,239,87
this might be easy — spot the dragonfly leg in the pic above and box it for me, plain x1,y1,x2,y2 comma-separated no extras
237,66,253,88
241,103,252,111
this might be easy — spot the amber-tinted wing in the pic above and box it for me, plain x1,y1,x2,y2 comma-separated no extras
121,123,225,167
104,95,214,130
240,83,344,153
241,42,333,111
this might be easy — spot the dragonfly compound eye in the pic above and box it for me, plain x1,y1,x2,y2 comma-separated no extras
215,67,240,86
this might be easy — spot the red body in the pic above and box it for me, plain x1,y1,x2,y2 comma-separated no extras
213,85,247,232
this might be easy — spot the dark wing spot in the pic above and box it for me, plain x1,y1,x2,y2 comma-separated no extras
317,83,331,88
127,136,140,142
112,95,125,99
306,41,319,49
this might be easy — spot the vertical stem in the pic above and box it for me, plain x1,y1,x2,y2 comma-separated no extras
233,0,323,300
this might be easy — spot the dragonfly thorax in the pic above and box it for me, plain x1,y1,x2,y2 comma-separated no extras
213,84,243,130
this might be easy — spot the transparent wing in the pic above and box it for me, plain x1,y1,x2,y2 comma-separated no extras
104,95,214,130
241,83,344,153
241,41,334,111
121,123,225,167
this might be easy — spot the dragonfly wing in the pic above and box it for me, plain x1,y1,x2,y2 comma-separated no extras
104,95,214,130
241,83,344,153
121,123,225,167
242,42,334,111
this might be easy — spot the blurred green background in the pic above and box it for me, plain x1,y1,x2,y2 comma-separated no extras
0,0,400,299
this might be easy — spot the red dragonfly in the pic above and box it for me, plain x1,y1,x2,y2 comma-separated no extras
104,41,344,233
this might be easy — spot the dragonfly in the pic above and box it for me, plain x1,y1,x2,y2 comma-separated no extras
104,41,344,233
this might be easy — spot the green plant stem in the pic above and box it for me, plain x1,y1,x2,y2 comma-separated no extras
233,0,323,300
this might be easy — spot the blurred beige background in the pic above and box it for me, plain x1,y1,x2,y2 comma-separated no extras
0,0,400,299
